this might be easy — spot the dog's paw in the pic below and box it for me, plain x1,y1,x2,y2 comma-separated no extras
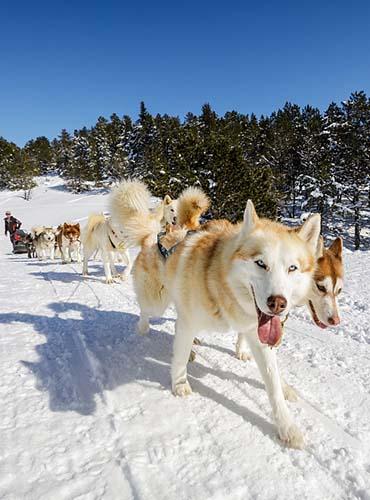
236,349,252,361
193,337,201,346
105,277,114,284
283,383,298,402
278,423,304,449
173,381,192,397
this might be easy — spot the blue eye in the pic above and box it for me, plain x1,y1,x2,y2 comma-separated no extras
289,265,298,272
255,259,267,269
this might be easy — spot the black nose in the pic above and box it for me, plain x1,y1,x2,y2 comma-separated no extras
267,295,287,314
173,216,177,224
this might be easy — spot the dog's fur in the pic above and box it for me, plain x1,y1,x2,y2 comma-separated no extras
307,236,343,328
201,222,344,362
82,180,178,283
31,226,57,260
81,214,132,283
56,223,81,264
124,193,321,449
24,233,36,258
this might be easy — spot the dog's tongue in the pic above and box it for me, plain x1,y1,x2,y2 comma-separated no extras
257,312,283,346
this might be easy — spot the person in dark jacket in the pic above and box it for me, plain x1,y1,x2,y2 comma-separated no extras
4,211,22,244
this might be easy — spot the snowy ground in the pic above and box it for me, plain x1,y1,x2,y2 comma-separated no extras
1,177,370,500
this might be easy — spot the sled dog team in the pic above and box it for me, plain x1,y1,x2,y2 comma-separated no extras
32,180,344,449
30,223,82,263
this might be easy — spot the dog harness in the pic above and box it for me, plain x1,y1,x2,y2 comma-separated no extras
157,230,196,260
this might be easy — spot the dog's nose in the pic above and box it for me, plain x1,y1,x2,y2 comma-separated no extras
173,216,177,224
267,295,287,314
328,316,340,326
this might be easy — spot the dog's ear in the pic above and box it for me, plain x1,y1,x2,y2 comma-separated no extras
76,223,80,229
329,237,342,260
297,214,321,253
241,200,259,235
164,195,172,206
316,235,324,258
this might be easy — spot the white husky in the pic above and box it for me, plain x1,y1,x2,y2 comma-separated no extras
31,226,57,260
113,187,321,448
82,180,177,283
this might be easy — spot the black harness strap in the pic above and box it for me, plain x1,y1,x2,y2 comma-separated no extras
157,230,197,260
109,235,116,249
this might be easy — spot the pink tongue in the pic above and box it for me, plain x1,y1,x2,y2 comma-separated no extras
258,313,283,346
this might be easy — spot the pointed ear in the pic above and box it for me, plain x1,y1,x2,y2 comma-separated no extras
297,214,321,253
164,195,172,206
316,235,324,258
76,223,80,229
242,200,259,235
329,237,342,259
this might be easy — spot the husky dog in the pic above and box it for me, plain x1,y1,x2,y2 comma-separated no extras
114,189,321,448
31,226,57,260
24,233,37,258
82,181,178,284
56,223,81,264
81,214,131,283
307,236,343,328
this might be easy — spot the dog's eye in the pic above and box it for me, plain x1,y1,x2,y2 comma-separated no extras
337,288,342,295
170,209,175,213
255,259,267,269
288,265,298,272
317,284,326,293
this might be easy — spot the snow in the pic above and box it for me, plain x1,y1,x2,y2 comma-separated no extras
1,177,370,500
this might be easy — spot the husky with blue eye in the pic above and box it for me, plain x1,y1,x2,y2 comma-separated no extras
112,184,321,448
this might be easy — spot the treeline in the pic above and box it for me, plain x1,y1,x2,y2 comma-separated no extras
0,91,369,248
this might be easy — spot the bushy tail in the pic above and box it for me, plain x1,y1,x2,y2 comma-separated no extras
110,179,162,248
177,187,210,230
81,213,106,250
110,179,151,223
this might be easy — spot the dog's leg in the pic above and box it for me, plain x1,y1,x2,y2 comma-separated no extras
102,251,114,284
246,334,304,449
109,252,119,278
122,250,132,279
82,249,93,276
63,245,71,263
49,245,55,261
76,244,82,263
136,311,150,335
235,332,252,361
171,316,196,397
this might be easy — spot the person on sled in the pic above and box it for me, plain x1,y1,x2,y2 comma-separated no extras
4,211,22,245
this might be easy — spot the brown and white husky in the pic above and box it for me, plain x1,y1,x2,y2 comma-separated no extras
82,180,178,283
111,183,321,448
56,223,81,263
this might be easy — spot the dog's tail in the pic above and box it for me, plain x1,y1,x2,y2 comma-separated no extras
81,213,106,251
110,179,152,221
110,180,163,248
177,187,210,230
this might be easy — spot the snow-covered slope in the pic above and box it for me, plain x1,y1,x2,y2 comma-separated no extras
1,178,370,500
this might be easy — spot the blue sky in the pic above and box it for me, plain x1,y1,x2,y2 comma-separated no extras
1,0,369,146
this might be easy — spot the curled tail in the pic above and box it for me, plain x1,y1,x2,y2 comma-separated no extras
81,213,106,251
110,179,151,221
110,179,162,248
177,187,210,230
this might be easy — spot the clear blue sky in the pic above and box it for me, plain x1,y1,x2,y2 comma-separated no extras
1,0,369,146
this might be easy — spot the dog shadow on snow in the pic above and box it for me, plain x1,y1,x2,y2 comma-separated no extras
0,302,275,439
